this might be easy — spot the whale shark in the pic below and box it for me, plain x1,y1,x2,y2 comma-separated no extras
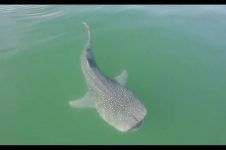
69,22,147,132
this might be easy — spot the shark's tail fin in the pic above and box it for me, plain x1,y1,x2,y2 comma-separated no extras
82,21,91,43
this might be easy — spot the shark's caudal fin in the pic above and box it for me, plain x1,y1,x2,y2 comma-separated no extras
69,92,95,108
82,21,91,43
114,70,128,86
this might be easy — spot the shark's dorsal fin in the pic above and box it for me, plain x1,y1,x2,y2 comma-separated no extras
114,70,128,86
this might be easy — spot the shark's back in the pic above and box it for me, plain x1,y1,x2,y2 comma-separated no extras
92,81,147,132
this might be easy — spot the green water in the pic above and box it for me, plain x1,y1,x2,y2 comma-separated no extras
0,5,226,145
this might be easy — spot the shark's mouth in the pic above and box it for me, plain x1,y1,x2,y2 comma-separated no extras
128,119,144,132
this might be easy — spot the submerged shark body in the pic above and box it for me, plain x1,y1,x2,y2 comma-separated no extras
69,22,147,132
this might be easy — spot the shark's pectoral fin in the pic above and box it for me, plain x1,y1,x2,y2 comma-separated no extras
114,70,128,86
69,92,95,108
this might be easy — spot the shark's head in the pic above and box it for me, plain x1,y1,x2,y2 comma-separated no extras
98,89,148,132
115,106,147,132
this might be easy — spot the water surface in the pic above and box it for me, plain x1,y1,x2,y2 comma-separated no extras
0,5,226,144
